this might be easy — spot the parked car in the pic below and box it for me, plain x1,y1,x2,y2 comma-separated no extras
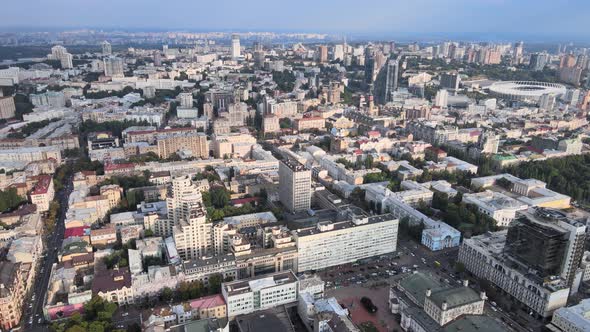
360,297,378,313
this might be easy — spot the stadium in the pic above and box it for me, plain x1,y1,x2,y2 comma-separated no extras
488,81,566,103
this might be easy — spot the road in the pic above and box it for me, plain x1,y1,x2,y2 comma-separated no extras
23,178,72,330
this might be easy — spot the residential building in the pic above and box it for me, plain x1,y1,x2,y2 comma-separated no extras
189,294,227,320
29,174,54,212
104,57,125,77
0,262,29,330
263,114,280,133
231,34,241,59
157,131,209,159
294,117,325,131
173,202,212,260
0,96,15,119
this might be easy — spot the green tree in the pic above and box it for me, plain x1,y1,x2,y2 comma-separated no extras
210,187,230,208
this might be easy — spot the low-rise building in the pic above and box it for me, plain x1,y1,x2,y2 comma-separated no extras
189,294,227,320
547,298,590,332
462,190,528,227
29,174,54,212
0,262,29,330
222,270,298,318
92,267,134,305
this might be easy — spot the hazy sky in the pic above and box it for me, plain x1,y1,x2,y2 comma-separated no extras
2,0,589,40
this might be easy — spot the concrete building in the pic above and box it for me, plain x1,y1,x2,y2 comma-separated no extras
390,272,488,332
104,57,125,77
222,270,298,317
29,174,55,212
183,254,237,284
294,117,325,131
547,299,590,332
92,268,134,305
506,208,586,288
173,202,212,260
157,131,209,159
279,159,311,213
231,34,241,59
385,59,399,102
462,191,528,227
0,262,29,330
263,114,280,134
189,294,227,320
293,208,398,271
440,73,460,90
458,230,570,317
0,96,16,119
101,41,112,55
471,174,572,209
365,184,461,251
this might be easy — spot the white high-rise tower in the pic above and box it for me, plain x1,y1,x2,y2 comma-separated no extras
231,34,241,59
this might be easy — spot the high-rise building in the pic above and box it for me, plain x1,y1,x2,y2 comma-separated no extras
458,230,570,318
384,59,399,102
530,52,549,71
364,45,376,84
440,72,460,90
560,54,577,68
253,42,265,68
173,201,212,260
178,92,194,108
293,210,398,271
231,34,241,59
103,56,124,77
101,41,112,55
333,44,344,61
434,89,449,108
0,96,16,119
317,45,328,63
477,130,499,154
51,45,73,69
513,41,524,64
506,208,586,287
539,93,557,111
60,52,73,69
564,89,581,105
153,51,162,66
559,67,583,85
279,158,311,213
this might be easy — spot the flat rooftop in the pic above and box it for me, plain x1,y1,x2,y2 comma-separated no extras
223,270,297,297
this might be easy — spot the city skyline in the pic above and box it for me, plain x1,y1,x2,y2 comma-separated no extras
1,0,589,41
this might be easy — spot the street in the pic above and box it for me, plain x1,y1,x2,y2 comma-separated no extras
23,178,72,331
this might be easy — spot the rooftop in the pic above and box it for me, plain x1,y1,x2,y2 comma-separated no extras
223,270,297,296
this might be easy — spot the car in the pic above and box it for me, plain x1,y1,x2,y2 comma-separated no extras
491,301,497,307
360,297,378,313
122,312,129,317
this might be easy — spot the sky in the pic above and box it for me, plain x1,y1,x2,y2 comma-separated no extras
1,0,589,41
